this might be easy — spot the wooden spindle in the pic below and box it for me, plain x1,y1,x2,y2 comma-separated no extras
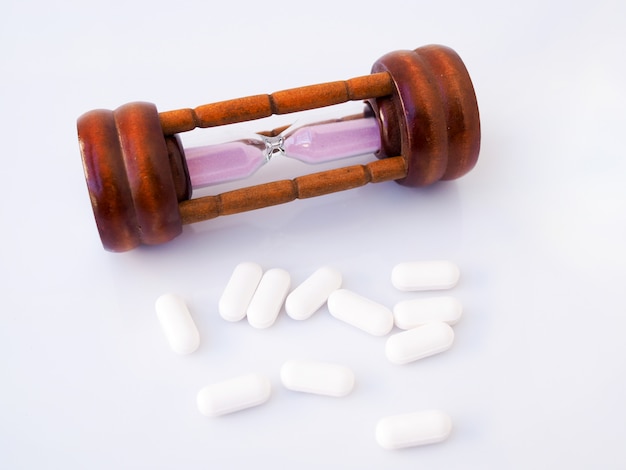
159,72,394,135
178,156,407,224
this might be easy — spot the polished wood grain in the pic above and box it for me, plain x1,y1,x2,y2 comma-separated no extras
179,156,407,224
159,72,394,135
77,45,480,251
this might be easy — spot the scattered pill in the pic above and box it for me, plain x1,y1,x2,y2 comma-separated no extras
376,410,452,449
219,262,263,322
155,293,200,355
280,359,355,397
285,267,342,320
327,289,393,336
391,261,460,291
162,261,467,445
385,322,454,364
247,268,291,329
197,373,272,417
393,296,462,329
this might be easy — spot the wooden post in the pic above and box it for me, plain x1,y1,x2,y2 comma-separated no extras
159,72,394,134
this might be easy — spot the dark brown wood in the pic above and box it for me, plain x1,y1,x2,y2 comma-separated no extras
178,156,407,224
159,72,394,135
417,45,480,180
164,134,192,202
77,45,480,252
78,108,140,251
371,50,449,186
78,102,187,251
114,102,182,246
370,45,480,186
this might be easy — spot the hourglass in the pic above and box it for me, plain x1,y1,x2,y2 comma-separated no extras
77,44,480,252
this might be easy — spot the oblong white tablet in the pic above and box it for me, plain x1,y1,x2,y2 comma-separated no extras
219,262,263,322
247,268,291,329
393,297,462,329
197,373,271,417
391,261,460,291
327,289,393,336
280,359,355,397
285,267,342,320
385,322,454,364
155,293,200,355
376,410,452,449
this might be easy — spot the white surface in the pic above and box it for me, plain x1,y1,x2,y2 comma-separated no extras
218,261,263,322
285,266,342,320
393,296,463,328
328,288,395,336
1,0,626,468
196,373,272,417
376,410,453,449
385,322,455,365
155,293,201,355
391,260,460,291
280,359,355,397
246,268,291,329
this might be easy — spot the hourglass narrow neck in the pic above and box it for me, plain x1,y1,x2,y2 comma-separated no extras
184,111,382,189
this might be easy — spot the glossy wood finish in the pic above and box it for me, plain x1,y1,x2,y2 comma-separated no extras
78,102,188,251
79,108,139,251
77,45,480,252
159,72,394,135
178,156,407,224
418,45,480,181
370,45,480,186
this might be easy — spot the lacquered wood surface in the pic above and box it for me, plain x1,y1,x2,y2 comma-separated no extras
370,45,480,186
179,156,407,224
77,45,480,251
159,72,394,135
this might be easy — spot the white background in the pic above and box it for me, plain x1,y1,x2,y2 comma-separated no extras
2,0,626,468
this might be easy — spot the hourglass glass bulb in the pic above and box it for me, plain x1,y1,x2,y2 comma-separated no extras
184,108,382,189
282,113,381,164
185,138,267,188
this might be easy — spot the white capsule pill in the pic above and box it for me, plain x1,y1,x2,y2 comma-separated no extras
376,410,452,449
327,289,393,336
285,267,342,320
280,359,355,397
393,296,462,329
391,261,460,291
155,293,200,355
385,322,454,364
247,268,291,329
219,262,263,322
197,373,271,417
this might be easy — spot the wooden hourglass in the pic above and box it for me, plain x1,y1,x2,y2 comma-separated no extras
77,44,480,252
